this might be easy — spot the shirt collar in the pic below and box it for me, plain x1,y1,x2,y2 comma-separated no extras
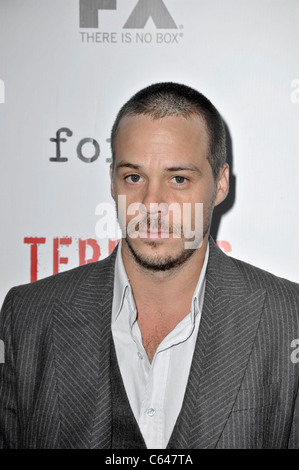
112,239,131,323
112,239,209,324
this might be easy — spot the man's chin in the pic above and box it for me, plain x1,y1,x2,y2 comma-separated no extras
124,236,196,272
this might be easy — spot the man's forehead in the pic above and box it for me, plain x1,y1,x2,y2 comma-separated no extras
117,112,207,130
115,114,209,151
113,113,210,169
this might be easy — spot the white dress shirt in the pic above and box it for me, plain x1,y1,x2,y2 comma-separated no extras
111,240,209,449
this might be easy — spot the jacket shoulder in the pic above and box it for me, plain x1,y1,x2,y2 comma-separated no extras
229,254,299,299
0,248,118,331
9,249,117,300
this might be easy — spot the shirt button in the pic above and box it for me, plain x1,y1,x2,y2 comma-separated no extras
137,351,143,360
146,408,156,417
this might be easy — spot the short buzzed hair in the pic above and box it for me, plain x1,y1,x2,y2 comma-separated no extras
110,82,227,181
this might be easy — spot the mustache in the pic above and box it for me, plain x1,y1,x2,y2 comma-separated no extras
127,214,182,236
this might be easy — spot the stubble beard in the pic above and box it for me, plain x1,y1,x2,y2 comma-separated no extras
124,236,195,272
116,191,216,273
124,215,211,273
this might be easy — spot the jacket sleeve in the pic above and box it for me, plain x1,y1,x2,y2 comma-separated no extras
0,288,19,449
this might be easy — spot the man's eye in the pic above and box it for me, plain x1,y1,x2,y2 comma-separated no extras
126,174,142,183
172,176,187,184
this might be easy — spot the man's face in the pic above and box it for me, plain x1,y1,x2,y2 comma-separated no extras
110,114,228,271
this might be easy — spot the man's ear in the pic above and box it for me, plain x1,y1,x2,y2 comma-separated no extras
214,163,229,207
110,163,115,201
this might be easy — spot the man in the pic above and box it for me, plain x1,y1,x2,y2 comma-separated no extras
0,82,298,449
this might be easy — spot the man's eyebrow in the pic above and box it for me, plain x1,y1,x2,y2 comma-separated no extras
164,165,202,175
115,162,202,175
115,162,142,171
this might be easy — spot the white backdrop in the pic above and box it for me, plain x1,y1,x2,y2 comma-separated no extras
0,0,299,305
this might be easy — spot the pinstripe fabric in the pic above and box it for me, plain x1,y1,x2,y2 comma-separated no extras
0,250,117,449
52,252,117,449
168,243,299,449
0,238,298,448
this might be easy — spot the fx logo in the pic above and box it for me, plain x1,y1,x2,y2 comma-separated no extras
80,0,177,29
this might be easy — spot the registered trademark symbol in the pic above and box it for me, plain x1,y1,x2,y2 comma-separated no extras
179,24,184,29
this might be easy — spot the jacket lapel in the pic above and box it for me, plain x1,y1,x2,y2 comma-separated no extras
168,239,266,449
52,249,117,449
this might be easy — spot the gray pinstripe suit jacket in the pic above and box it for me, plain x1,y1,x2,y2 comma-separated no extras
0,238,298,448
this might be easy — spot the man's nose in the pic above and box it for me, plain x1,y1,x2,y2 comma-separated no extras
140,182,168,216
